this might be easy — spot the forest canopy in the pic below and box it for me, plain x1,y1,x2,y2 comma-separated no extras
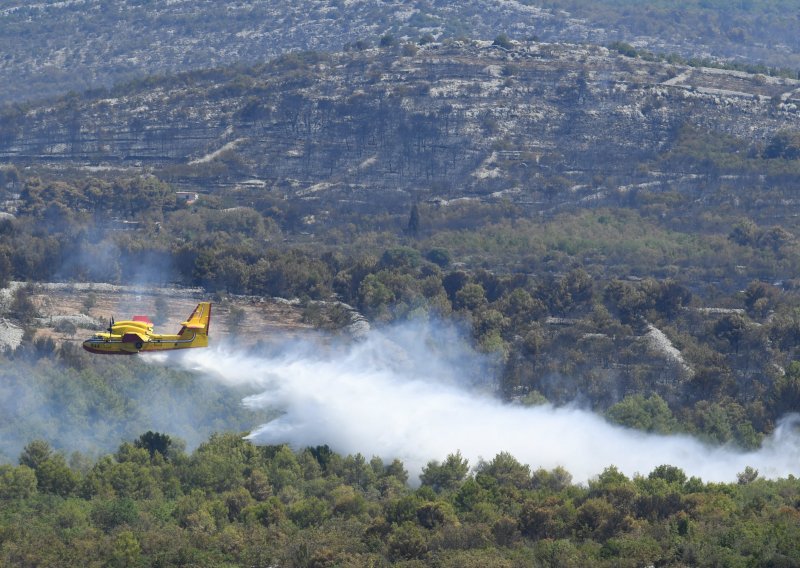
1,434,799,566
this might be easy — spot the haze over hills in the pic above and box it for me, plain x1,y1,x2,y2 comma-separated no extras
1,0,799,105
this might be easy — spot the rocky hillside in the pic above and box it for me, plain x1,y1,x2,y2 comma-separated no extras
2,40,799,219
2,0,799,106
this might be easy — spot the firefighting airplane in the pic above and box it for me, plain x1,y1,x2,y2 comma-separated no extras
82,302,211,354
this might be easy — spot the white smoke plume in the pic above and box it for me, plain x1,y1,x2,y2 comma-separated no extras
177,321,800,484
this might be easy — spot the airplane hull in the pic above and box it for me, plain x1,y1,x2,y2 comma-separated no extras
82,342,138,355
81,338,208,354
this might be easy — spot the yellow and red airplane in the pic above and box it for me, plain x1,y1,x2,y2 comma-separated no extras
82,302,211,354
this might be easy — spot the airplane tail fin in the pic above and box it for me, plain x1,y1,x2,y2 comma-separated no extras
178,302,211,348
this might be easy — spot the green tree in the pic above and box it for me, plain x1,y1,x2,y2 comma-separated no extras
556,268,594,314
690,401,734,444
475,452,530,492
768,361,800,419
34,454,80,497
0,464,37,499
606,394,677,434
729,219,759,246
653,279,692,319
714,313,748,353
454,283,487,311
380,33,397,48
424,248,450,268
10,284,37,323
420,452,470,493
648,464,687,486
358,273,396,317
737,466,759,485
330,484,366,517
531,466,573,493
388,522,428,561
588,466,637,516
406,203,421,237
609,41,638,57
110,530,141,567
91,498,139,532
744,281,779,318
134,431,172,461
763,130,800,159
289,496,329,528
342,453,376,491
442,271,468,303
575,497,619,541
380,247,421,271
604,279,646,324
19,439,52,470
416,500,457,529
19,440,79,496
759,225,794,252
267,445,302,491
635,473,685,521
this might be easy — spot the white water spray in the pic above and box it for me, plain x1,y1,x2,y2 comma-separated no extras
177,322,800,484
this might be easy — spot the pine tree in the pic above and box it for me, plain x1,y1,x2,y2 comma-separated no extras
406,203,420,237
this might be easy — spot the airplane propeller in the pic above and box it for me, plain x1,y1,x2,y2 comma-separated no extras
107,316,114,334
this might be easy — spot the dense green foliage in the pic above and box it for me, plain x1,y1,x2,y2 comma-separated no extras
3,156,800,450
2,435,799,566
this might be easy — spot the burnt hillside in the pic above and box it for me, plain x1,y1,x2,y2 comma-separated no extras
3,0,798,106
2,40,799,222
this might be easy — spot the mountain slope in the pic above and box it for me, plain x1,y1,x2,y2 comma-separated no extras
2,0,799,105
2,40,799,220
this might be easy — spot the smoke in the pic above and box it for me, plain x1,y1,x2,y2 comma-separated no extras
56,234,177,288
177,320,800,484
0,345,263,464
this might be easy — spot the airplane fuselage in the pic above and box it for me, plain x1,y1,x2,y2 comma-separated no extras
82,330,208,354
